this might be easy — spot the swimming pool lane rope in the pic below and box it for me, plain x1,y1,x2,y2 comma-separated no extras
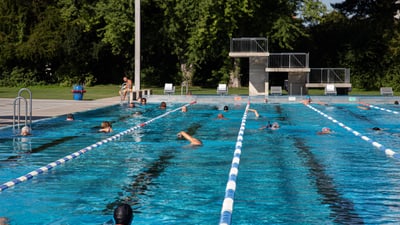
0,101,196,192
219,102,250,225
359,102,400,115
305,104,400,160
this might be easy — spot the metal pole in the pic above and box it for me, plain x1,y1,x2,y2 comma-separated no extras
134,0,141,91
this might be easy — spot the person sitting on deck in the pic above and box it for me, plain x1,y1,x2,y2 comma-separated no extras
119,76,133,101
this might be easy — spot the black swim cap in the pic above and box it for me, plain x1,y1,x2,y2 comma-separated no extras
114,204,133,225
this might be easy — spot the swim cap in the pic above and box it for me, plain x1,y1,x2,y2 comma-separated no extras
21,126,31,134
113,204,133,225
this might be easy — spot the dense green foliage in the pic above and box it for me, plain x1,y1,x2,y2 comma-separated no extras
0,0,399,91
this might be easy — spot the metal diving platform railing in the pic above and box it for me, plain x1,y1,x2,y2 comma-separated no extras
306,68,351,88
229,37,269,57
267,53,309,68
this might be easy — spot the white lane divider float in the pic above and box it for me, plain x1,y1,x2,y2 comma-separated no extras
305,104,400,160
219,102,250,225
359,102,400,115
0,101,196,192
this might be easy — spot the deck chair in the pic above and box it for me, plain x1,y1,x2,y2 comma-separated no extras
324,84,337,95
217,84,228,95
164,83,175,95
380,87,393,96
270,86,282,95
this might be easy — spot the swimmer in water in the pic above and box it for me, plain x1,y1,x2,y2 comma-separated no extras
260,121,279,130
177,131,202,146
99,121,113,133
318,127,331,135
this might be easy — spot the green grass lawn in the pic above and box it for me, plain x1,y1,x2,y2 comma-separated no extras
0,85,121,100
0,85,390,100
0,85,249,100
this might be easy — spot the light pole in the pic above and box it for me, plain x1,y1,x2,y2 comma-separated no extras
134,0,141,91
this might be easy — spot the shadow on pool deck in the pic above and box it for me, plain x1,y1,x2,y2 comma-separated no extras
0,116,50,127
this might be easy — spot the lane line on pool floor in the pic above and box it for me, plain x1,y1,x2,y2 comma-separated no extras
219,102,250,225
305,104,400,160
0,101,197,192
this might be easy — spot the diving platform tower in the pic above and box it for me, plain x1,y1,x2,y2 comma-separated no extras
229,37,351,95
229,37,310,96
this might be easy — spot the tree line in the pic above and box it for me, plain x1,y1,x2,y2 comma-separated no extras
0,0,399,91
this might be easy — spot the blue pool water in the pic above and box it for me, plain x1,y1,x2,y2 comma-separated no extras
1,102,400,224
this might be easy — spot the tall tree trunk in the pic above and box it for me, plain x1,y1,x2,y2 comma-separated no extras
229,58,241,88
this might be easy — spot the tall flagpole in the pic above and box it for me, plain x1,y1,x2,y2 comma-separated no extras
134,0,141,91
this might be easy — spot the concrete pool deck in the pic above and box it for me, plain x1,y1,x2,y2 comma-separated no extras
1,94,399,127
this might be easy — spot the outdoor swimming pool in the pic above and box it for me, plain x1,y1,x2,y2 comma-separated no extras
1,100,400,224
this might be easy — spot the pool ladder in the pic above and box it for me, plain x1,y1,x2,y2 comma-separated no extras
13,88,32,135
120,82,130,105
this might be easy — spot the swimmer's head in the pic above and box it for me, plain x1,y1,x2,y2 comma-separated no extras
113,204,133,225
66,114,74,121
21,126,31,136
322,127,330,133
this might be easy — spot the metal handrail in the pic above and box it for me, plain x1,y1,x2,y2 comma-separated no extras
307,68,350,84
17,88,32,126
13,97,28,135
268,53,309,68
230,37,268,53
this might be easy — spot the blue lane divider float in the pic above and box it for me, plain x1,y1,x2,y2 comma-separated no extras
306,104,400,159
219,102,250,225
0,101,197,192
359,102,400,115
